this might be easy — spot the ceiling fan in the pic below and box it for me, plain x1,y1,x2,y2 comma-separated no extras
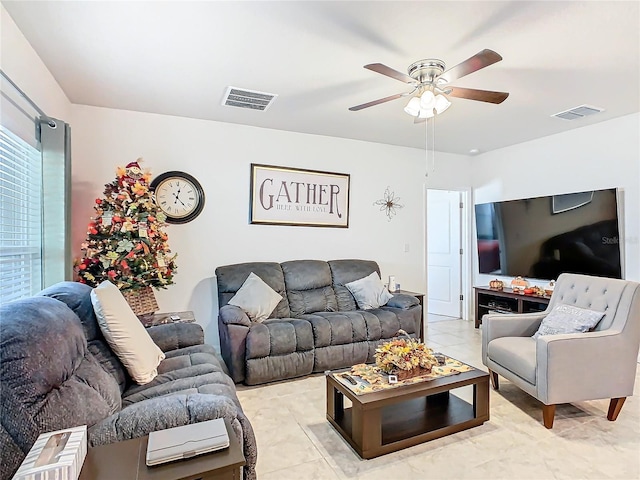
349,49,509,119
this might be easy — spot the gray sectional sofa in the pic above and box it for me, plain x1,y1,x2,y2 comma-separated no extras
0,282,257,480
216,259,422,385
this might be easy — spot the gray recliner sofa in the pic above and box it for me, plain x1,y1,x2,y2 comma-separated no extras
0,282,257,480
216,259,422,385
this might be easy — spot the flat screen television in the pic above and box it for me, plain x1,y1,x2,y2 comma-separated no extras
474,188,622,280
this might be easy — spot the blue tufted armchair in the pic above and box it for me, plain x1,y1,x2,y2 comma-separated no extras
482,273,640,428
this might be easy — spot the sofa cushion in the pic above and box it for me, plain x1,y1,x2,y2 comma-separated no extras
38,281,102,341
39,281,128,392
216,262,291,318
122,368,235,407
314,342,369,372
487,337,537,385
228,272,283,322
282,260,338,316
122,344,226,402
90,281,165,384
550,273,627,331
387,293,420,309
245,319,314,359
298,311,367,347
532,304,604,339
345,271,393,310
328,259,381,311
287,287,337,317
246,351,314,386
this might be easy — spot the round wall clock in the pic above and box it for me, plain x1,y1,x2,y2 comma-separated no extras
150,171,205,224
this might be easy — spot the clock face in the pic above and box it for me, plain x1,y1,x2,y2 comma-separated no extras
151,171,205,224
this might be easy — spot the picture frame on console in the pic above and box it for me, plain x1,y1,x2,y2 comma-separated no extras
250,163,350,228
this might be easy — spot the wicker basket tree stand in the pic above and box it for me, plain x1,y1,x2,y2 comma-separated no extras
122,286,159,317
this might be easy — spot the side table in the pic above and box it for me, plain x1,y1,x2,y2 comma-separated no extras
394,290,425,340
79,418,245,480
140,310,196,328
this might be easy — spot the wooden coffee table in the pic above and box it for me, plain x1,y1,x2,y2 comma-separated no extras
326,362,489,459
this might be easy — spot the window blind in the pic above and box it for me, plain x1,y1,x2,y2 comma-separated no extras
0,125,42,303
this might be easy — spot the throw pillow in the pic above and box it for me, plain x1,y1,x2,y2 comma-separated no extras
344,271,393,310
90,281,165,384
228,272,283,322
532,304,605,339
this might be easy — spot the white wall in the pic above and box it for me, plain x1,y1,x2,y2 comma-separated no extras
0,5,71,122
71,105,470,346
472,113,640,288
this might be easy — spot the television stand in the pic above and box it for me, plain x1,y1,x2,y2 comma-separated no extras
474,286,551,328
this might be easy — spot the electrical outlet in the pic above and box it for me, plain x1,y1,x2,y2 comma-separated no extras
404,243,410,253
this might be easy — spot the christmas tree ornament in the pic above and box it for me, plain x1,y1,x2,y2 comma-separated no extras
124,159,144,183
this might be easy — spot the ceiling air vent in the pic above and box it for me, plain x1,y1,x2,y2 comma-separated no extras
552,104,604,121
222,87,278,111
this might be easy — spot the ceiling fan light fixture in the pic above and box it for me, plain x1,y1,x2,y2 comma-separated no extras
404,97,421,116
419,91,435,110
418,108,435,119
434,94,452,114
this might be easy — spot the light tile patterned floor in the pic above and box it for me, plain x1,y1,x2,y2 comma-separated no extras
237,317,640,479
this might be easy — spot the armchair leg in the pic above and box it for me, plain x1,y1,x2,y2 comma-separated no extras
607,397,626,421
489,370,499,390
542,404,556,429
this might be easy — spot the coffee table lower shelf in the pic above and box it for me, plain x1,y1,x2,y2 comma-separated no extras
326,369,489,459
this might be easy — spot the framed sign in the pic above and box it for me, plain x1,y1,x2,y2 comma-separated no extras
250,164,350,228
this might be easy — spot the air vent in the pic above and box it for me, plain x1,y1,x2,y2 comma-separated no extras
222,87,277,111
552,104,604,120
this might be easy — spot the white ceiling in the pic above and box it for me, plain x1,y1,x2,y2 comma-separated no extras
3,1,639,155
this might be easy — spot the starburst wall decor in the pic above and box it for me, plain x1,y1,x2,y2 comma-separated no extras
374,186,404,221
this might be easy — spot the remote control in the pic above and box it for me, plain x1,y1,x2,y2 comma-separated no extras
343,374,358,385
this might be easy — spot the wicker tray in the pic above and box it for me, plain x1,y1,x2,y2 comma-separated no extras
122,286,158,316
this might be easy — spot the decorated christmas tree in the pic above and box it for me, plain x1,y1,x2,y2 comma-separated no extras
76,160,177,292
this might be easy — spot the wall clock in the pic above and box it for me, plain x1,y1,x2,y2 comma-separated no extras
150,171,205,224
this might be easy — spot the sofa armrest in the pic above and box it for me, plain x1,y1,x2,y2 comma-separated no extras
482,312,546,343
218,312,250,383
87,393,238,446
146,322,204,352
219,304,251,327
536,330,632,404
387,293,419,309
482,312,546,364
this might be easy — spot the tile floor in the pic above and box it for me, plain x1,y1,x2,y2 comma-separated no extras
237,315,640,479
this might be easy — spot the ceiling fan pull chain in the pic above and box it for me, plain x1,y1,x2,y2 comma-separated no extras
425,116,436,177
431,115,436,174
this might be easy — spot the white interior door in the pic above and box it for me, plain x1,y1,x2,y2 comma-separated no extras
427,189,462,318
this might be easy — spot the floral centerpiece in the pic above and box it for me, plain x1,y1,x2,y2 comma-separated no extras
374,330,439,380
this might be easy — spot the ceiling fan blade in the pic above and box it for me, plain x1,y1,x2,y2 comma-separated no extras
349,93,406,111
440,49,503,83
447,87,509,104
364,63,415,84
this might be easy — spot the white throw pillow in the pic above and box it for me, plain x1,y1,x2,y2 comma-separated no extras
532,304,605,339
90,281,165,384
228,272,282,323
345,271,393,310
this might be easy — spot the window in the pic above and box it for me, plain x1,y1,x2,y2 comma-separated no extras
0,126,43,303
1,71,71,304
